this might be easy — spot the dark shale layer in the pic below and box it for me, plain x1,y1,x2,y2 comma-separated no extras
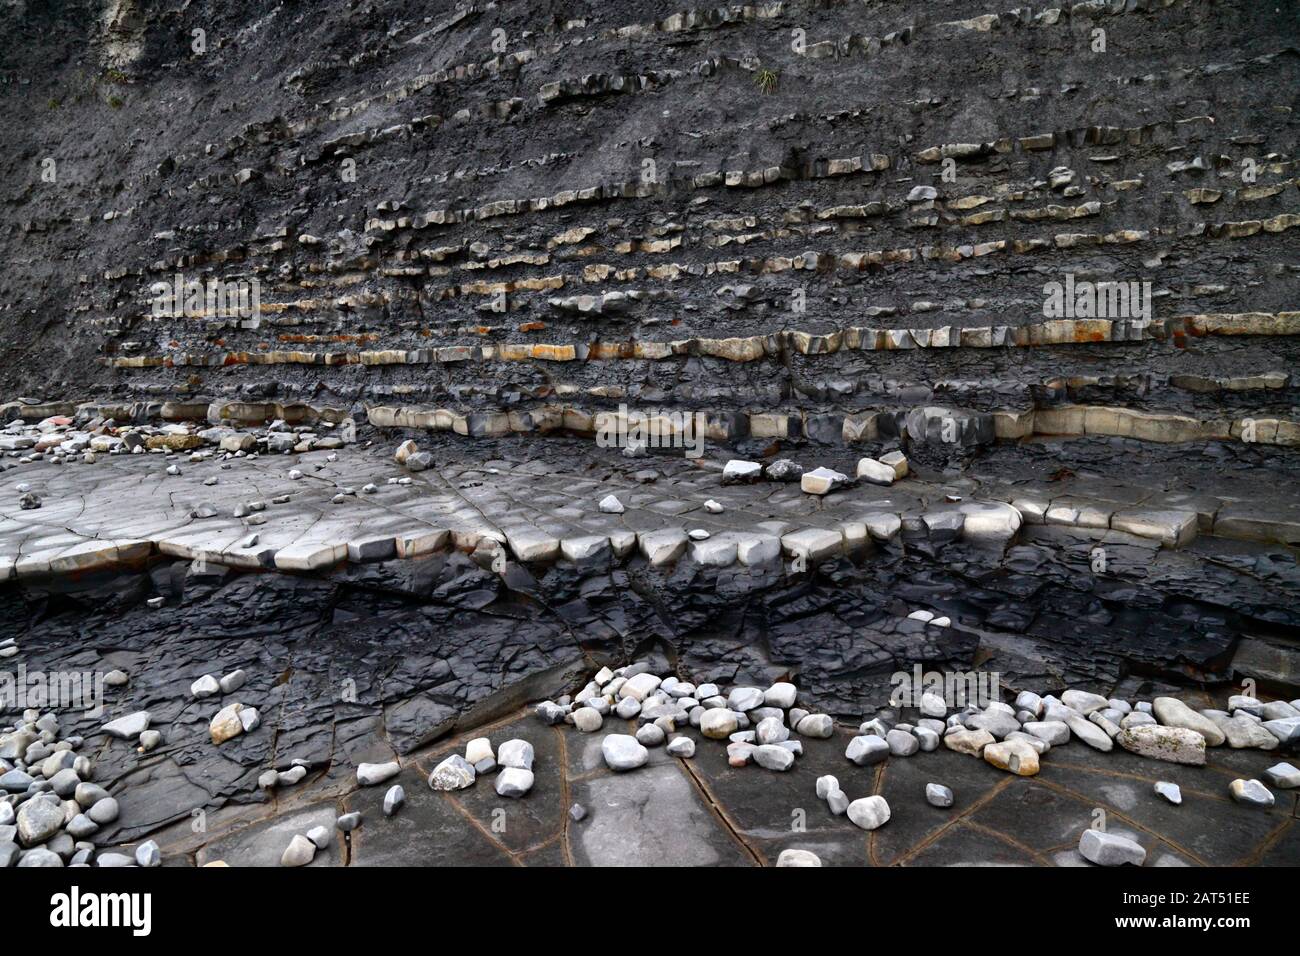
2,0,1298,414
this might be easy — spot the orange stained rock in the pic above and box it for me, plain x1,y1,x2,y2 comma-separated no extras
589,341,634,359
530,344,575,361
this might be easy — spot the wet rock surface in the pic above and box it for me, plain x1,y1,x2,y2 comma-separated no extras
1,418,1297,866
1,0,1297,866
3,593,1299,867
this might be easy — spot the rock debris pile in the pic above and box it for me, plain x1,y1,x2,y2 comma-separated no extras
1,699,159,868
526,660,1300,866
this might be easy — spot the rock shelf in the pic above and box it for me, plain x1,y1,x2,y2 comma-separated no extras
4,427,1300,583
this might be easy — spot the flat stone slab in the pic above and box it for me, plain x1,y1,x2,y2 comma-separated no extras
195,803,341,868
2,434,1282,583
343,766,515,867
569,763,753,867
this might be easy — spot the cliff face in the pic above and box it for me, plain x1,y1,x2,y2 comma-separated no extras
2,0,1298,433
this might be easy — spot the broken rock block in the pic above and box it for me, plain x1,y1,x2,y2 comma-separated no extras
209,702,246,744
1079,829,1146,866
1111,509,1198,548
1116,725,1207,765
983,739,1040,775
394,439,418,464
1152,697,1226,746
856,457,895,485
958,501,1022,541
944,728,994,756
800,466,850,495
879,450,909,479
721,459,761,484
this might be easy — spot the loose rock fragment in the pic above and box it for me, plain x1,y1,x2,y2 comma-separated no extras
1154,782,1182,805
17,798,64,847
925,783,954,808
1228,778,1274,808
572,707,603,733
1152,697,1226,746
1263,762,1300,789
1079,829,1146,866
753,744,795,771
383,785,406,816
208,703,246,744
135,840,162,867
944,728,994,756
846,795,891,831
429,755,476,791
667,736,695,758
845,734,889,766
796,713,833,738
101,712,150,740
602,734,648,772
776,849,823,867
700,709,739,739
356,761,401,787
190,674,220,698
495,767,535,798
983,739,1040,776
281,834,316,867
1117,725,1206,766
497,739,535,770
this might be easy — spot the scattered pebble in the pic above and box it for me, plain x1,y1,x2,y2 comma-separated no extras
1154,781,1182,805
281,833,316,867
846,795,891,831
1228,778,1274,808
495,767,535,798
356,761,401,787
383,784,405,816
776,848,822,867
1079,828,1146,866
498,739,534,771
135,840,162,867
667,736,695,758
601,734,648,772
925,783,954,808
429,754,476,791
1263,762,1299,789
